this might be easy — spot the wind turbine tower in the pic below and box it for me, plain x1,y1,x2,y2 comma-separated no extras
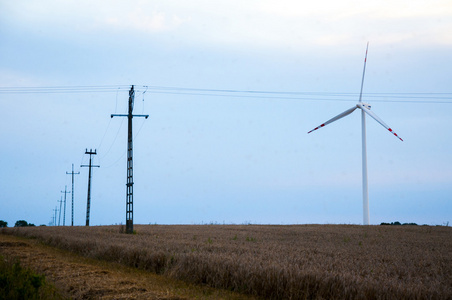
308,43,403,225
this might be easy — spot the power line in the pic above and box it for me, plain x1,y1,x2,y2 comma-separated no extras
1,85,451,103
136,89,452,104
1,84,451,98
0,85,130,94
142,85,452,97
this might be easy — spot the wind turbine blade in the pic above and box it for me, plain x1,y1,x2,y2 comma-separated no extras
360,104,403,141
308,106,357,133
359,42,369,103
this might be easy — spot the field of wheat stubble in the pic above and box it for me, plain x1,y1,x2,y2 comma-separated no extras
1,224,451,299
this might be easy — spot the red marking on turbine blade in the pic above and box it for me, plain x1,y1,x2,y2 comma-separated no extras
387,128,403,141
394,133,403,141
308,124,325,134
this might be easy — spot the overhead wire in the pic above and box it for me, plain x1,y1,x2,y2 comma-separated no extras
102,150,127,169
99,114,125,161
1,84,451,104
134,88,452,104
141,86,148,114
98,87,126,155
0,85,131,94
134,85,452,100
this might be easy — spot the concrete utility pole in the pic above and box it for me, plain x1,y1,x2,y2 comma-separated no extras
111,85,149,234
81,149,100,226
58,197,63,226
61,185,70,226
66,164,80,226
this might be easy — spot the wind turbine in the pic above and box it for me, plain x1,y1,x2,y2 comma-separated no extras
308,43,403,225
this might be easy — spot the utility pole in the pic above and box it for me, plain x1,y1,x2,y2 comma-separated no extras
53,207,58,226
61,186,70,226
58,197,63,226
81,149,100,226
66,164,79,226
111,85,149,234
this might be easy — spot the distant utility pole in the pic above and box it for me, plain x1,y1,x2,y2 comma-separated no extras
61,186,70,226
81,149,100,226
66,164,80,226
53,207,58,226
58,197,63,226
111,85,149,234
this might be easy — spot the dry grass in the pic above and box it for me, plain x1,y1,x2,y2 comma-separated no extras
2,224,451,299
0,234,255,299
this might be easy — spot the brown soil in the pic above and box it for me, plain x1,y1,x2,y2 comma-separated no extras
0,234,255,300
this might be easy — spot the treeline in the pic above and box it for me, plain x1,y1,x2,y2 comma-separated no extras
380,221,418,226
0,220,37,228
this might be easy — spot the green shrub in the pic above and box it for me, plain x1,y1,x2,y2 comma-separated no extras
14,220,35,227
0,255,63,299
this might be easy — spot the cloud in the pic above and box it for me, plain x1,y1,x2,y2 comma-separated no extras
251,0,452,48
257,0,452,20
104,9,190,33
3,0,452,51
2,0,190,35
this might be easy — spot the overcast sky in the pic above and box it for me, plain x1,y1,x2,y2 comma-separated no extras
1,0,451,226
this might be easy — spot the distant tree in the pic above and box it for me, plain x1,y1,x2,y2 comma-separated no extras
380,221,417,226
0,220,7,227
14,220,32,227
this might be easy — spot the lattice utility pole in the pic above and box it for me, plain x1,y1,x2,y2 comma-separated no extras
58,197,63,226
61,185,70,226
81,149,100,226
66,164,80,226
53,207,58,226
111,85,149,234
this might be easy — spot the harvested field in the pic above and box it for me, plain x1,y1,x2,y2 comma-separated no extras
0,234,255,299
2,225,451,299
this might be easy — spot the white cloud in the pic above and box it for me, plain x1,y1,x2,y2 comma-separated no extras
2,0,190,34
257,0,452,20
104,9,190,33
3,0,452,50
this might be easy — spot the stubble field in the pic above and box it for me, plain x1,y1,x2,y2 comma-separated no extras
2,224,451,299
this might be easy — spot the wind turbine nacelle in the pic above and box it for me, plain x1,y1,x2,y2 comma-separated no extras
357,103,371,110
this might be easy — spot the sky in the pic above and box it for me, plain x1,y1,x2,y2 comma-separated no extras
1,0,451,226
